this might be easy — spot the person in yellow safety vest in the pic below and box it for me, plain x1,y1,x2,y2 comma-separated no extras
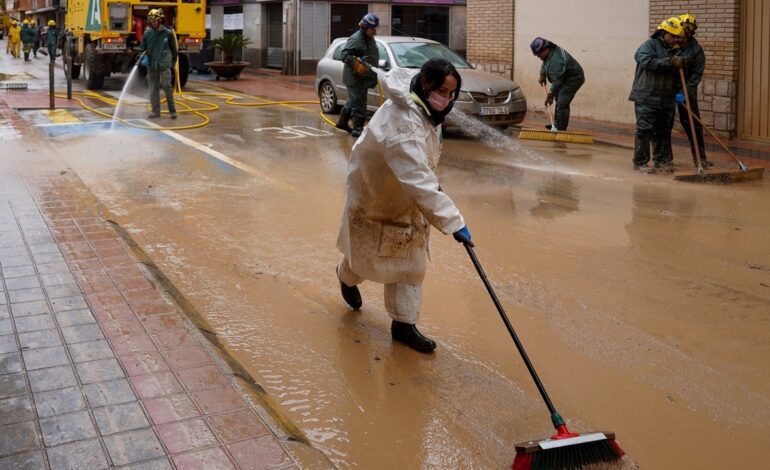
8,21,21,58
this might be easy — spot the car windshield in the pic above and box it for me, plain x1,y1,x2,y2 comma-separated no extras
389,42,472,69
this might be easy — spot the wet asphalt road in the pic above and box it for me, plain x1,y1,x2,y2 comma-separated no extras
5,55,770,469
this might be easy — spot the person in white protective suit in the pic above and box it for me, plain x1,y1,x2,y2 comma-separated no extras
335,58,473,353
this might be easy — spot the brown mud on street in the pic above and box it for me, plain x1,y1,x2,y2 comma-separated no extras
38,104,770,469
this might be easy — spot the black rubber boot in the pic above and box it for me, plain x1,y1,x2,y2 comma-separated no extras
336,267,362,310
351,116,364,138
391,321,436,353
336,109,352,134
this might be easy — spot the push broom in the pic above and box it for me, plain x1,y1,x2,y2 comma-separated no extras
462,241,625,470
518,84,594,145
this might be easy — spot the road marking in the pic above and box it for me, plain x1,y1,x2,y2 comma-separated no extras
144,121,295,191
255,126,333,139
43,109,80,124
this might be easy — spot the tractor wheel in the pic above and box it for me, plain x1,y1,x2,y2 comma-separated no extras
83,43,106,90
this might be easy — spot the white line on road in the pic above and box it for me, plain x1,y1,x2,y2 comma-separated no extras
143,121,295,191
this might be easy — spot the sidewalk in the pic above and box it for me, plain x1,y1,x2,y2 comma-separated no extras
192,68,770,170
0,93,331,468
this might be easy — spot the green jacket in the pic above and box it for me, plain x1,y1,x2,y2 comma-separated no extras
341,29,379,88
46,28,60,49
628,33,678,107
138,26,177,69
20,25,36,44
677,37,705,96
539,45,584,96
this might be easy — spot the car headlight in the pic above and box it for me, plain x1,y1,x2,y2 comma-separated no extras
456,91,473,103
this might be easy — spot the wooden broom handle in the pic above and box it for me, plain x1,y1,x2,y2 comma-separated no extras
542,83,556,129
679,68,704,170
681,104,745,168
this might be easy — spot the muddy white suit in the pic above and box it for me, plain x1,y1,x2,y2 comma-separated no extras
336,68,465,324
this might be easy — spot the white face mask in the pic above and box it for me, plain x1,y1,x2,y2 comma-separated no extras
427,92,452,112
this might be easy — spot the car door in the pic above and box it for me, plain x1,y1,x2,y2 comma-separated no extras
331,41,349,103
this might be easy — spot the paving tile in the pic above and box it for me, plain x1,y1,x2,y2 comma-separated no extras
227,435,292,469
40,272,77,287
93,401,150,435
0,305,8,319
22,345,70,370
92,304,135,322
114,277,152,292
132,301,175,317
119,458,173,470
207,409,270,443
130,371,184,399
61,323,105,344
29,244,60,256
141,314,185,332
4,276,41,291
0,450,47,469
124,288,163,305
0,372,28,399
39,410,98,446
0,255,33,268
18,329,62,349
190,386,248,415
0,334,18,354
45,284,83,299
145,393,201,425
33,386,87,418
0,421,39,457
122,351,170,377
36,262,71,275
9,287,46,303
83,379,137,407
177,365,231,392
46,438,109,470
0,395,34,425
14,313,55,333
28,365,78,392
172,446,236,470
0,318,13,335
75,358,125,384
0,265,36,278
50,294,89,312
103,428,166,466
10,300,50,317
32,252,66,264
68,339,115,363
102,317,146,339
111,334,158,355
151,329,200,352
156,418,218,454
55,308,96,327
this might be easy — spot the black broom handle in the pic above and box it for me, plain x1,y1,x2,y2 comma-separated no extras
464,243,558,416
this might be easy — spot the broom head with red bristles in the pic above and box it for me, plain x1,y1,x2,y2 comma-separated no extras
512,425,624,470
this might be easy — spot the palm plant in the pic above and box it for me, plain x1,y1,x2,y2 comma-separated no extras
209,34,251,64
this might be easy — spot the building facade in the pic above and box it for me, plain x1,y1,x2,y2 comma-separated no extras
467,0,769,141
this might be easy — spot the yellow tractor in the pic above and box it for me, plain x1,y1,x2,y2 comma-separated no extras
63,0,206,89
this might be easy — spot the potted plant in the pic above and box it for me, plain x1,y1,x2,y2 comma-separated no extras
205,33,251,80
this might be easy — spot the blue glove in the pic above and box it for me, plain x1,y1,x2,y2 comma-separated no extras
140,54,149,67
453,225,473,246
675,91,685,104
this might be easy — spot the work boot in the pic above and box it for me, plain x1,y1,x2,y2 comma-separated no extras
391,321,436,353
700,158,713,168
336,267,362,310
351,128,363,138
633,163,651,172
147,113,161,119
170,113,178,120
654,162,674,173
336,110,352,133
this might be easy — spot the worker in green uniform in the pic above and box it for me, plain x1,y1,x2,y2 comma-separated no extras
336,13,380,138
675,13,712,168
137,8,177,119
530,37,585,131
45,20,60,63
628,17,686,172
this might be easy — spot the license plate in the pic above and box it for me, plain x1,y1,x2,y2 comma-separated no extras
480,106,509,116
102,43,125,50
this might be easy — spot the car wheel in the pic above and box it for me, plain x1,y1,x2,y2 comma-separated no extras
319,80,341,114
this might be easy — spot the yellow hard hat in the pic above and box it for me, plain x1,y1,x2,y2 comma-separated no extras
48,20,56,27
23,19,30,24
31,20,36,25
147,9,164,21
657,17,683,36
679,13,697,29
12,20,17,25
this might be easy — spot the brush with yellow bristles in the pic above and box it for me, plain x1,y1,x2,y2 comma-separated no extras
518,84,594,144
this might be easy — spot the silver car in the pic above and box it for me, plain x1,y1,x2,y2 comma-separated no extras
315,36,527,128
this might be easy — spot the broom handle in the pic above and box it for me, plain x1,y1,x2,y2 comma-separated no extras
682,104,748,170
542,83,557,130
679,68,704,171
464,243,558,416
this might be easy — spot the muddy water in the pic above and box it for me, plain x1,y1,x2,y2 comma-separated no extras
47,105,770,469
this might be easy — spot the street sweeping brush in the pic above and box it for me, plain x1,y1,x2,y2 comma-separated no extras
462,241,625,470
518,84,593,145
